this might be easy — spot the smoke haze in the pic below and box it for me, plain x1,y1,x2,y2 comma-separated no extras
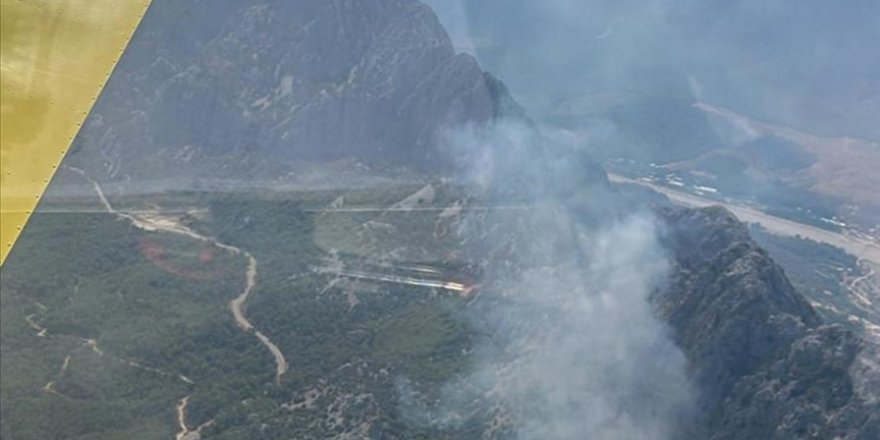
400,120,695,439
426,0,880,141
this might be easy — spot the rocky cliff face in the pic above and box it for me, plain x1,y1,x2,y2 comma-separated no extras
70,0,514,182
658,207,879,439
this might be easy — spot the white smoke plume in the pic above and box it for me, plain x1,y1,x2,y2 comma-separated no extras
400,120,695,439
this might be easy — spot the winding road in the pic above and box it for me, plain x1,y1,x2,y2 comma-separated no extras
229,252,289,383
68,167,287,381
175,396,192,440
66,167,289,437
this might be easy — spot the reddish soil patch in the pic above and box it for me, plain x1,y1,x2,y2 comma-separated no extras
138,238,224,281
199,248,215,263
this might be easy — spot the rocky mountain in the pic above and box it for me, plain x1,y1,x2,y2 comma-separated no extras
17,1,876,439
68,0,519,183
658,206,879,439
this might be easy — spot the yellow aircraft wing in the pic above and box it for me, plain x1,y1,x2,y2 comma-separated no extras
0,0,151,265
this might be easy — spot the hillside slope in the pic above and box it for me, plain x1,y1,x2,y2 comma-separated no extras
658,207,879,439
68,0,517,184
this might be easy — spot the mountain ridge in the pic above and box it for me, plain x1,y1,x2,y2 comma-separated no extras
69,0,516,184
658,206,879,439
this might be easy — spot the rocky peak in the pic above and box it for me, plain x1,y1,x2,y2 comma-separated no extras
657,206,878,439
72,0,513,181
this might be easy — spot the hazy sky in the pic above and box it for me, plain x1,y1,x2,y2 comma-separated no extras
425,0,880,140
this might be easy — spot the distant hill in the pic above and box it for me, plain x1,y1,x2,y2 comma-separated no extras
429,0,880,141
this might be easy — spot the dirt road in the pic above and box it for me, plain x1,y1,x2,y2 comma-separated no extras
68,167,289,383
175,396,192,440
229,252,289,382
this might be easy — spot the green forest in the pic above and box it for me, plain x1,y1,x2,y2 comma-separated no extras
1,184,477,439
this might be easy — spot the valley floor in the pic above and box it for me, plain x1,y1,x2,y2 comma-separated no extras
609,173,880,265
